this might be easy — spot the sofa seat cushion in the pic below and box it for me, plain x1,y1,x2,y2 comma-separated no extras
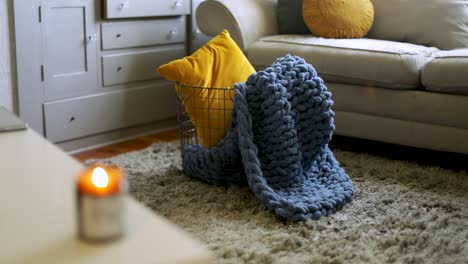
329,83,468,130
422,49,468,96
248,35,438,89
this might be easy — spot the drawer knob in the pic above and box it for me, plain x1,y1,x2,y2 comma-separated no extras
173,0,182,8
119,0,129,9
117,66,123,72
116,33,122,38
87,33,97,44
168,29,178,39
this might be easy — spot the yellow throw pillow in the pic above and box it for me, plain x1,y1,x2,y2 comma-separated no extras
303,0,374,38
157,30,255,148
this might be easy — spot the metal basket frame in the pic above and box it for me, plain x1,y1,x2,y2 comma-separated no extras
175,81,234,155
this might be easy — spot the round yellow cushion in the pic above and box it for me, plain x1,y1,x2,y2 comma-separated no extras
303,0,374,38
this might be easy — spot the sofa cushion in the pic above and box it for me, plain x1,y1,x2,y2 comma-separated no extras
367,0,468,50
157,30,255,148
277,0,309,34
329,83,468,130
422,49,468,96
302,0,374,38
248,35,438,89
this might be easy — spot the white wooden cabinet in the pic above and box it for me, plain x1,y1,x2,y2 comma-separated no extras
14,0,192,151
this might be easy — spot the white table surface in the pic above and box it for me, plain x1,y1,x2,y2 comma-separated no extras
0,129,214,264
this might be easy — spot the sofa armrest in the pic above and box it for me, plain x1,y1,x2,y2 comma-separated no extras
196,0,278,53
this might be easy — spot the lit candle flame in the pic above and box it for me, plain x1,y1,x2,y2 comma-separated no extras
91,167,109,188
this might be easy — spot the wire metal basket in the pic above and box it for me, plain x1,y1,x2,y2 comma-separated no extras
175,82,244,184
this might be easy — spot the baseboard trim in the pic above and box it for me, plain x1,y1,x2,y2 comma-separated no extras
60,117,178,154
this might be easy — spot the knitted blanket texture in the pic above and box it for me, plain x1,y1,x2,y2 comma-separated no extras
181,55,354,221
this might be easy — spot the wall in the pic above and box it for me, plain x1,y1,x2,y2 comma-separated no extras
0,0,17,113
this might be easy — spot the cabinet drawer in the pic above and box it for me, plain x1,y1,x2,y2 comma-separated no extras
102,46,185,86
102,18,186,50
104,0,190,19
44,83,177,143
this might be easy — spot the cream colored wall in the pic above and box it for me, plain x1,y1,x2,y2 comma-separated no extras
0,0,17,113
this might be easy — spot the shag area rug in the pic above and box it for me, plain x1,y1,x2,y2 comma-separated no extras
87,142,468,264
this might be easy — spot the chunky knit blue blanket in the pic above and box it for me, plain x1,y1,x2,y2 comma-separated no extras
182,55,353,221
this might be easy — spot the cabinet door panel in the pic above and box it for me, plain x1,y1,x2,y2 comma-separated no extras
42,0,97,101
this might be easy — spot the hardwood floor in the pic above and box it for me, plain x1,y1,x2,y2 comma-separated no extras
72,129,179,162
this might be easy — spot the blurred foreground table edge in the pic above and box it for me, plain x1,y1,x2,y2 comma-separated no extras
0,128,215,264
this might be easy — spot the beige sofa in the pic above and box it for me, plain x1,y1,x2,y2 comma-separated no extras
196,0,468,154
